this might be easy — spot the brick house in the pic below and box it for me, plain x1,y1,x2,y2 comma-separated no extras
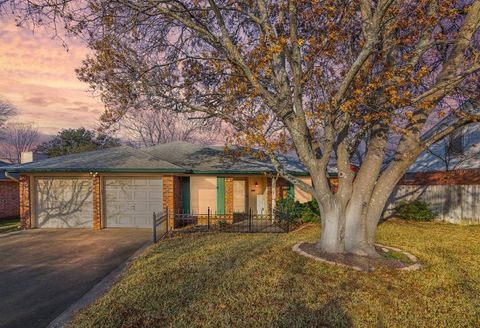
0,161,19,220
387,119,480,223
5,142,315,230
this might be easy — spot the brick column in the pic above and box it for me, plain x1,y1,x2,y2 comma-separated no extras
19,175,31,229
224,177,234,215
163,176,180,228
266,178,272,214
92,175,102,230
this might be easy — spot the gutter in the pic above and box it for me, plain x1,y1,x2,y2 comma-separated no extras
4,171,19,182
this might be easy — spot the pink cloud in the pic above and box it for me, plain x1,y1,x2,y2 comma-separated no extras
0,17,104,134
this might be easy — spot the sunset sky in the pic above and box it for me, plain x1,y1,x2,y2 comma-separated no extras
0,17,104,135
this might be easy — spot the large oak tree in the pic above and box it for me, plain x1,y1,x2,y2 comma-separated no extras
8,0,480,256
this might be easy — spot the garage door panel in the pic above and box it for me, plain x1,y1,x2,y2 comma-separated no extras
148,191,163,201
35,178,93,228
105,177,163,228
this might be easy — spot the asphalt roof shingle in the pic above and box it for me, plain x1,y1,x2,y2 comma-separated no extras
5,146,185,173
4,142,309,175
144,141,309,175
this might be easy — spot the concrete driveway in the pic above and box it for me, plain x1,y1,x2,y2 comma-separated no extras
0,229,151,328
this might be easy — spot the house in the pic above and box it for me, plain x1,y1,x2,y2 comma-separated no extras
387,119,480,223
4,142,314,230
0,160,19,220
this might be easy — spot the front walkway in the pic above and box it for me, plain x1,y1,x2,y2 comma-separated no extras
0,228,151,328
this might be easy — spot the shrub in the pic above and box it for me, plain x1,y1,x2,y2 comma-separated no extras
394,200,436,221
276,198,321,223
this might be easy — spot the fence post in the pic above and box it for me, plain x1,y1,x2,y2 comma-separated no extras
207,207,211,230
152,212,157,243
249,208,252,232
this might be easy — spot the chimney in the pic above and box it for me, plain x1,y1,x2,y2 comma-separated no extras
21,152,33,164
20,152,48,164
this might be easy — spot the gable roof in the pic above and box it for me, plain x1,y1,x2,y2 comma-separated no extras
144,141,309,175
5,146,185,173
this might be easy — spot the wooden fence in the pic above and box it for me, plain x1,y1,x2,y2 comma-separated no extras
384,184,480,224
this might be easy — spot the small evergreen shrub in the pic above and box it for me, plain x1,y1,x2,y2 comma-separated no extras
394,200,436,221
276,198,321,223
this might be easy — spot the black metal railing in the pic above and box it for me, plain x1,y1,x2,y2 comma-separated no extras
154,207,299,234
152,208,169,243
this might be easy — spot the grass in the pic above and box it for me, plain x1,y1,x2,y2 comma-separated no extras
0,218,20,234
71,221,480,328
380,247,415,264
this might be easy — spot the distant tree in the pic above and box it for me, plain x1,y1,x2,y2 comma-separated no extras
0,123,39,163
0,99,16,130
106,108,219,148
36,128,121,157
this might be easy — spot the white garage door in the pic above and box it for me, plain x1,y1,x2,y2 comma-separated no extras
105,177,163,228
35,177,93,228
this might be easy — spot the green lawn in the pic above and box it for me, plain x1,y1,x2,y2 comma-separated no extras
0,218,20,234
71,221,480,328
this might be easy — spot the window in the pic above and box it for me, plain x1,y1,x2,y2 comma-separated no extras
447,127,464,157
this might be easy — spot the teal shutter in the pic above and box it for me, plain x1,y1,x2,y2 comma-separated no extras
287,182,294,201
217,177,225,214
181,177,190,213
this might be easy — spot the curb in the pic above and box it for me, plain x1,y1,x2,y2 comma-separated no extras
47,241,152,328
0,230,23,238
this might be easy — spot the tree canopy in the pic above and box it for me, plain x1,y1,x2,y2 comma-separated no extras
36,127,121,157
7,0,480,255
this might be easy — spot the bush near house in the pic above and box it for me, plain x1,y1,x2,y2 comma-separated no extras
277,198,321,223
394,200,436,221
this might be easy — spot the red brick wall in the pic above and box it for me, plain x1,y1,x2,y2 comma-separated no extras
400,169,480,186
163,176,181,227
0,180,19,219
224,177,233,214
266,178,272,214
19,175,31,229
92,175,102,230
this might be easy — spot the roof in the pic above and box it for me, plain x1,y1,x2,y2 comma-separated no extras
0,161,18,181
4,142,309,176
144,141,309,175
408,121,480,173
5,146,185,173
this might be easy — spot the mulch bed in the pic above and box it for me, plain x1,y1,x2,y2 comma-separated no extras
296,242,418,272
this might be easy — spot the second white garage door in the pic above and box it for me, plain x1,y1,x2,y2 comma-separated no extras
105,177,163,228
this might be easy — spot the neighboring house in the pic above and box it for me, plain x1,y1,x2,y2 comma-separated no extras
5,142,315,230
387,119,480,223
0,160,19,220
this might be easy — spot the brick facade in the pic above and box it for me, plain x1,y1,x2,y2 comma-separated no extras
92,175,102,230
0,181,19,219
19,175,31,229
163,176,181,227
400,169,480,186
224,177,234,214
266,178,272,213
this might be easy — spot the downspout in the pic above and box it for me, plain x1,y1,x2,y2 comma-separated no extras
4,171,19,183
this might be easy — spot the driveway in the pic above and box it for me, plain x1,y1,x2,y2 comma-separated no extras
0,229,151,328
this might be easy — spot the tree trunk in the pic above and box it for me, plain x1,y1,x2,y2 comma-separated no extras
344,197,378,257
316,200,346,253
315,191,390,257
